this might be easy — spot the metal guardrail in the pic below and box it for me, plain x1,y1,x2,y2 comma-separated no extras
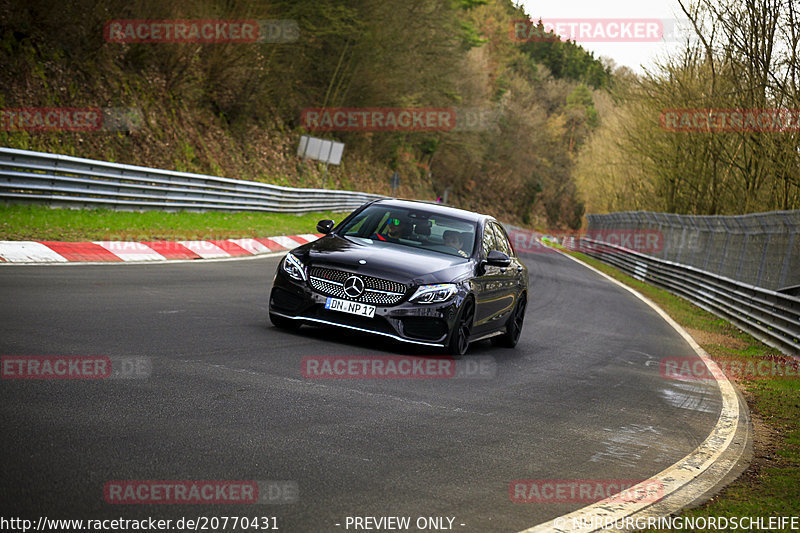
0,147,384,213
586,210,800,292
563,236,800,357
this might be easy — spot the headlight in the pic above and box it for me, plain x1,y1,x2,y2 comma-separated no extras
281,252,307,281
409,283,458,304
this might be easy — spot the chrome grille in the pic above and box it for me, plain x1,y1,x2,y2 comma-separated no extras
309,267,407,305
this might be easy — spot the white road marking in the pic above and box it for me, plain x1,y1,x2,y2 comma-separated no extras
519,251,745,533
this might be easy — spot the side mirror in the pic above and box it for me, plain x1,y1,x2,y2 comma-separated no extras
316,219,335,234
486,250,511,267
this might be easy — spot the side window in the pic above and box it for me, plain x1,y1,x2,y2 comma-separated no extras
481,224,496,258
491,223,513,256
375,212,391,233
344,214,367,235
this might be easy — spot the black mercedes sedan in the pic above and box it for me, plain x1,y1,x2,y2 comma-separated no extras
268,198,529,355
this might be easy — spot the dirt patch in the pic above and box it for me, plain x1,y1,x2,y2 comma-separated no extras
732,388,784,487
687,327,748,351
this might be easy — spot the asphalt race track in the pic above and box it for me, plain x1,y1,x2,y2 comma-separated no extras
0,250,723,532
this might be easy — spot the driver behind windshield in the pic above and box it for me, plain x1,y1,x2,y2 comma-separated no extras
443,230,463,250
373,217,410,241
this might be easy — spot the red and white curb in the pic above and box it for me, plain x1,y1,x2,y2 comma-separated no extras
0,234,322,263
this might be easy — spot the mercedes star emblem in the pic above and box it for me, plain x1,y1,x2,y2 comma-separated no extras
343,276,365,298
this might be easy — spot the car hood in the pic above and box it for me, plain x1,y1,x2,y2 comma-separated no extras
293,234,473,285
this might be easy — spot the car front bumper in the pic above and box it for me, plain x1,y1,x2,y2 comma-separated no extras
269,270,464,348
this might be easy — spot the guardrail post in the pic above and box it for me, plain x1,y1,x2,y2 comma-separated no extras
673,214,685,264
735,217,748,281
717,218,732,276
700,217,711,271
755,215,772,288
685,216,699,268
779,213,797,288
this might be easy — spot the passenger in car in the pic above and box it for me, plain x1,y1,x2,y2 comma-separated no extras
443,230,462,249
443,230,468,257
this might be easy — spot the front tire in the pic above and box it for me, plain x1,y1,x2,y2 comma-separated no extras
446,298,475,356
493,295,526,348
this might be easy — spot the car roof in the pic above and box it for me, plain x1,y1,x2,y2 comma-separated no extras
368,198,491,224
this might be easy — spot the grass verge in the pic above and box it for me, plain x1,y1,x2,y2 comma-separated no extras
561,248,800,531
0,204,348,241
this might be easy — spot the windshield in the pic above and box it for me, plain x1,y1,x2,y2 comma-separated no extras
338,204,477,258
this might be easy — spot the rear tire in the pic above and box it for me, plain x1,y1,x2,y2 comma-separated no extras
269,312,301,330
492,295,526,348
446,298,475,356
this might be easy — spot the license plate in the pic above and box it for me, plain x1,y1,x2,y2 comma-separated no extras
325,297,376,318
